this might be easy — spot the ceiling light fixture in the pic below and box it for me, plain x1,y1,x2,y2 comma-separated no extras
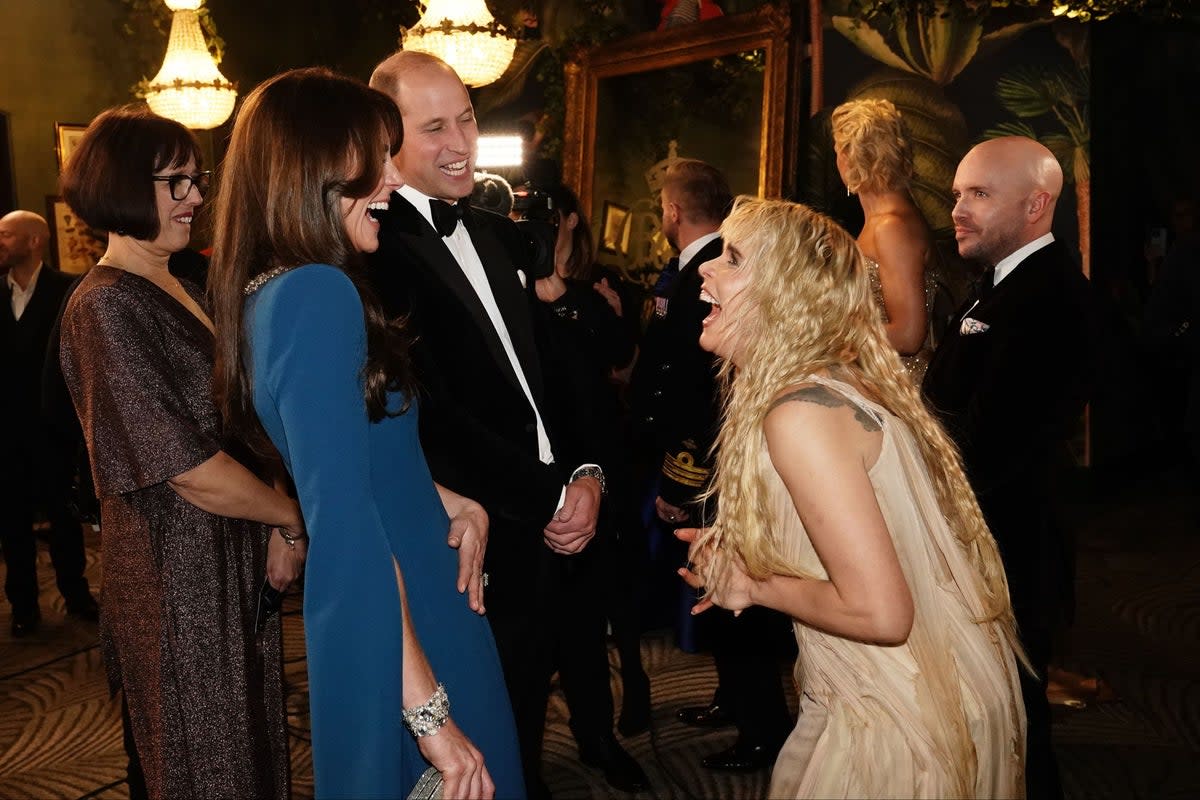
403,0,518,88
144,0,237,130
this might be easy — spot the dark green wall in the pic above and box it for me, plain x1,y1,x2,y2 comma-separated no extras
0,0,143,214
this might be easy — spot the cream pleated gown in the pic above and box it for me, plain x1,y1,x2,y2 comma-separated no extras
765,375,1026,799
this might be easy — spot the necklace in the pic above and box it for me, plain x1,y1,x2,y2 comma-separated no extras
243,265,296,296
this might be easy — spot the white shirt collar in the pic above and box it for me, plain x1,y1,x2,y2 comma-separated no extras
677,231,721,271
7,262,44,321
993,233,1054,286
5,261,43,292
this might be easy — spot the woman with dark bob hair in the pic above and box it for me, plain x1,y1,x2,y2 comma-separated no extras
208,67,523,799
58,105,303,799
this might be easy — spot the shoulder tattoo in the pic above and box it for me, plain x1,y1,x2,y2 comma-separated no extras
769,386,881,433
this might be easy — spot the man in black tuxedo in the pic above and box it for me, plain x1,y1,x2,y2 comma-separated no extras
0,210,98,637
368,51,646,797
923,136,1091,800
631,160,793,772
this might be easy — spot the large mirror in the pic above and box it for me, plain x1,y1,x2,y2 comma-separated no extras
562,4,796,288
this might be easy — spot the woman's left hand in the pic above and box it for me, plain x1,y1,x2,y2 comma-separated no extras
675,527,757,616
417,718,494,799
447,499,489,615
266,527,307,591
593,277,623,317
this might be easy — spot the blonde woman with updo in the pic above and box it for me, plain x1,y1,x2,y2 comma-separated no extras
678,197,1027,798
833,98,937,380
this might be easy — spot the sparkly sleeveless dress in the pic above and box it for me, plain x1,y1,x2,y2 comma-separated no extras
865,257,936,382
766,375,1026,799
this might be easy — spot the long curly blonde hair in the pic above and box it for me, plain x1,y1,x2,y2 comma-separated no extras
700,197,1019,644
832,98,914,195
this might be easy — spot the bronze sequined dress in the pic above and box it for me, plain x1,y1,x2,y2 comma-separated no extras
59,265,289,800
865,256,936,382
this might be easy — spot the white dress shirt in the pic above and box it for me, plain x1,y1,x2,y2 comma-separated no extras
398,184,555,466
960,233,1057,324
6,262,43,321
677,231,721,273
993,233,1055,286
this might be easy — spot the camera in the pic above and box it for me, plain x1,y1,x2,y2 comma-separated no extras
470,171,559,281
511,181,559,281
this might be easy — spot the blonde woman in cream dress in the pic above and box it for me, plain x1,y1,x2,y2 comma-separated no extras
678,197,1027,798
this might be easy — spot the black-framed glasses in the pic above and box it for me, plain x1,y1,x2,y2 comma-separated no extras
152,171,212,201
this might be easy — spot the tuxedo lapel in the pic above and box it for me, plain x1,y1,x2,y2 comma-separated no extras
671,238,722,300
383,194,530,398
2,267,60,328
969,243,1062,331
23,270,61,328
470,217,544,403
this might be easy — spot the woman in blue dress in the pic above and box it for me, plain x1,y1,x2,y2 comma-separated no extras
207,67,524,800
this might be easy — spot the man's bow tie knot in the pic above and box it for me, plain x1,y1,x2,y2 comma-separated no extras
430,198,469,238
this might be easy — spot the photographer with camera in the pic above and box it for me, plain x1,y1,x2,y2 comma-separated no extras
367,51,647,797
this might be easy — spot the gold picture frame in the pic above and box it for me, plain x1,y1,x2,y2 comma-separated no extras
561,4,798,220
54,122,88,173
46,195,105,274
599,201,631,255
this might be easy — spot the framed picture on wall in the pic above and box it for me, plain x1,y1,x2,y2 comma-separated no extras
1,111,15,216
54,122,88,173
46,195,105,274
599,201,630,255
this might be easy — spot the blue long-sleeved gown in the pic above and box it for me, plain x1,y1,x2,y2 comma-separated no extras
245,264,524,799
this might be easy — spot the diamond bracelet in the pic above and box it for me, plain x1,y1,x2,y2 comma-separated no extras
402,682,450,738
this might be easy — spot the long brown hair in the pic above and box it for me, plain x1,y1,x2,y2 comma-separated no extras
209,67,414,455
547,184,594,280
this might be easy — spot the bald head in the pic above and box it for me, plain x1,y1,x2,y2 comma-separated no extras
370,50,478,201
0,210,50,274
951,136,1063,266
966,136,1063,202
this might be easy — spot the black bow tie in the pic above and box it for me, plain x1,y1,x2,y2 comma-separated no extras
974,266,996,300
430,198,470,238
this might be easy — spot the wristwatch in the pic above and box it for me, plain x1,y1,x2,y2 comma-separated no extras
570,465,607,496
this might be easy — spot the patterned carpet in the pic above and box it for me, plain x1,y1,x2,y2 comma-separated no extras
1,467,1198,799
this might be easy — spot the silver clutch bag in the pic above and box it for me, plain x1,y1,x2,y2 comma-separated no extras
406,767,444,800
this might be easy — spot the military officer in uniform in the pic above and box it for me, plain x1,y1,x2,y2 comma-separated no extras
630,160,793,772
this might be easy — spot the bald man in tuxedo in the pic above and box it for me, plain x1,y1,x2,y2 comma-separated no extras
924,137,1092,799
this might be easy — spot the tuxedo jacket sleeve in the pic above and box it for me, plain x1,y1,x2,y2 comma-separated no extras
629,238,724,508
367,199,575,530
922,241,1093,496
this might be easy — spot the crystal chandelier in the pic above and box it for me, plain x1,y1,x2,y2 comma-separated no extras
403,0,518,88
144,0,237,130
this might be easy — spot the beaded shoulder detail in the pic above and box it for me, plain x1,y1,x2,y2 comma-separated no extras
243,265,297,296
